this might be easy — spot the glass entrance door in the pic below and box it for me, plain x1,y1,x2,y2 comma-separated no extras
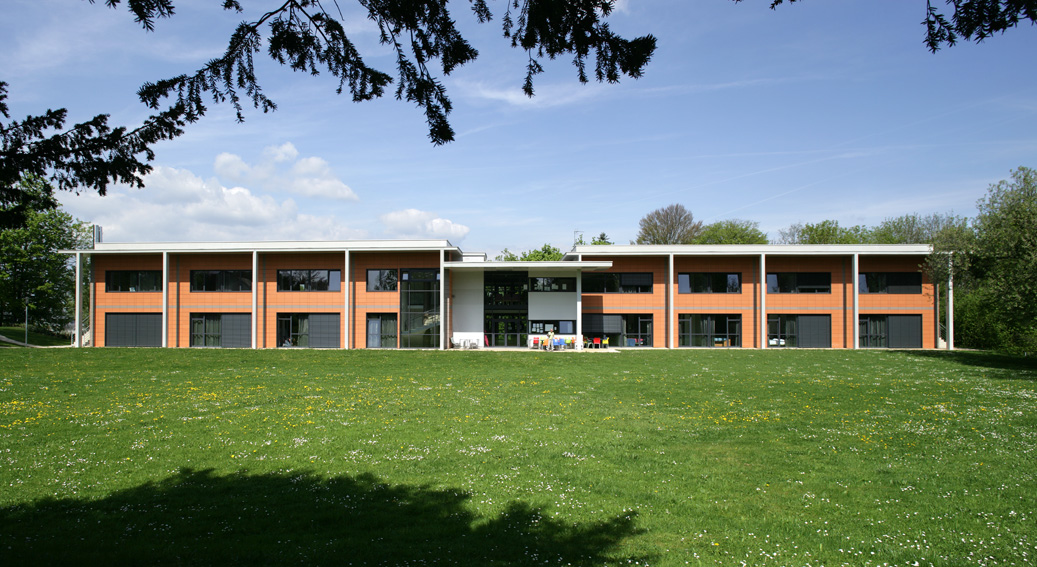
485,315,527,347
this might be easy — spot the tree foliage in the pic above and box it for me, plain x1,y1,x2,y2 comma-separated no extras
776,220,871,244
0,176,91,332
694,219,768,244
755,0,1037,51
634,204,703,245
494,243,563,261
591,232,613,245
966,166,1037,351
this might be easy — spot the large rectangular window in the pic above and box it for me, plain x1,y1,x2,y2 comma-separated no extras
678,273,741,294
678,314,741,347
400,269,440,348
367,269,398,292
366,313,398,348
767,272,831,294
768,314,831,348
106,270,162,292
582,273,652,293
277,313,340,348
191,270,252,292
859,272,922,294
190,313,251,348
277,269,341,292
582,313,652,346
529,277,577,292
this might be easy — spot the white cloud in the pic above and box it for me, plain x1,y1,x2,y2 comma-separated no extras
212,143,358,201
213,152,252,182
57,165,365,243
455,79,606,108
380,208,470,241
264,142,300,163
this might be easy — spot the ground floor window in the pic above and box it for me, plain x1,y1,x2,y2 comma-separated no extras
679,314,741,347
105,313,162,347
529,320,575,334
277,313,340,348
859,314,922,348
366,313,398,348
190,313,251,348
768,314,831,348
582,313,652,346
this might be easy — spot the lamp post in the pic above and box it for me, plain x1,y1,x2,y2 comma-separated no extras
24,293,34,346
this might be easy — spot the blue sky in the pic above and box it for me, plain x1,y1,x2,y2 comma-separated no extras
3,0,1035,256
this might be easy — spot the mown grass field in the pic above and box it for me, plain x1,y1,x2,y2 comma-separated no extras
1,348,1034,566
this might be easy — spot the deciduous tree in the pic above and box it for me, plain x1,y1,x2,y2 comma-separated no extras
0,176,91,332
694,219,768,244
634,204,703,245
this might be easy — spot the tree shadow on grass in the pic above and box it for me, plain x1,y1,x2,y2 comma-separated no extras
0,468,649,566
894,349,1037,380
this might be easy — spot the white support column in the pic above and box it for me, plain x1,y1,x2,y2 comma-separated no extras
439,249,446,350
344,250,351,349
161,251,169,348
760,253,767,349
74,252,82,347
852,253,859,349
576,270,583,349
947,259,955,350
252,250,258,349
668,253,675,349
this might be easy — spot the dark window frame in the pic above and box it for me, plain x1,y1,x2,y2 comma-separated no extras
858,272,922,294
367,269,399,292
105,270,163,292
276,269,341,292
766,272,832,294
677,272,741,294
190,270,252,292
582,272,653,294
678,314,742,347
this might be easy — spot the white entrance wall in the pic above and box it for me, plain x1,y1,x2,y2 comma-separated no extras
451,270,484,345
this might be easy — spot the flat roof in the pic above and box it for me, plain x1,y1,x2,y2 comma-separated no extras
64,239,461,254
444,261,613,272
567,244,932,257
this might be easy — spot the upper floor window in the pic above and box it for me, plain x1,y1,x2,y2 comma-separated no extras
367,269,398,292
583,272,653,293
191,270,252,292
277,269,341,292
678,273,741,294
767,272,831,294
106,270,162,292
530,277,576,292
859,272,922,294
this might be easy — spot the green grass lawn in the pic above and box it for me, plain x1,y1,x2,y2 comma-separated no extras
0,326,71,347
1,348,1034,566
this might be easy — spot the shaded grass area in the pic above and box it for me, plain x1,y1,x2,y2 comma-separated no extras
0,348,1035,565
0,326,70,347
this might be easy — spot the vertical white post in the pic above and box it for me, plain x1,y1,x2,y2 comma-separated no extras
668,253,675,349
344,250,351,349
161,252,169,347
760,253,767,349
439,249,446,350
576,270,583,349
74,252,82,347
252,250,258,349
947,258,955,350
852,253,859,349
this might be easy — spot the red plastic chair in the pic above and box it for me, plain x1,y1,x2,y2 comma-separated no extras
531,337,539,350
592,337,601,348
